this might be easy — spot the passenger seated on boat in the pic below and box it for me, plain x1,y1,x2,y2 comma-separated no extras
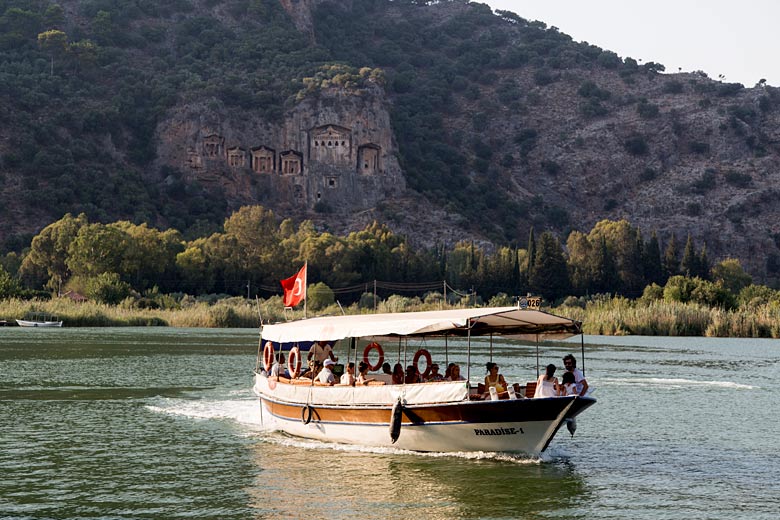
356,361,376,385
484,362,508,398
405,365,422,384
382,362,392,375
392,363,404,384
559,371,577,396
445,363,465,381
316,359,336,385
271,353,288,378
340,362,356,386
425,364,444,382
301,360,322,380
562,354,589,396
534,364,559,398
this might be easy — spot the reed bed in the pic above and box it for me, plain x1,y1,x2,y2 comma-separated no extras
4,295,780,336
555,297,780,338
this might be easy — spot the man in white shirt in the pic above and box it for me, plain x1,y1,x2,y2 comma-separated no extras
316,358,336,385
308,341,338,367
562,354,589,396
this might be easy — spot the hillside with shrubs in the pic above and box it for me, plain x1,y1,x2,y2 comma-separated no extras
2,0,780,287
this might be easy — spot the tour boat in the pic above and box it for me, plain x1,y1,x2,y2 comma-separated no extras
253,306,595,455
16,313,63,328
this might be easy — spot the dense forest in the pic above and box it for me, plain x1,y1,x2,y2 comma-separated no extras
1,206,767,317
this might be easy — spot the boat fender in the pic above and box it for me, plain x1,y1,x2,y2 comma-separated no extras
413,348,433,379
362,342,384,371
566,417,577,437
302,404,314,425
262,341,275,372
389,399,403,444
288,345,302,378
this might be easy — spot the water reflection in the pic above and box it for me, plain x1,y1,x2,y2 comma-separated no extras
245,438,590,519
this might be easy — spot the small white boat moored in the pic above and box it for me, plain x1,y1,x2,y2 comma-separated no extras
253,306,595,456
16,313,63,328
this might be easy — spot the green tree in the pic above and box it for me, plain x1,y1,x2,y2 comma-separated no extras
66,223,130,279
112,222,183,291
711,258,751,295
528,231,570,301
680,235,699,277
566,230,593,295
662,234,680,279
68,40,99,74
663,275,697,303
588,219,644,294
37,29,67,75
525,228,536,284
43,4,65,29
0,264,21,298
307,282,334,311
19,213,89,292
81,272,132,305
176,236,218,294
643,232,664,285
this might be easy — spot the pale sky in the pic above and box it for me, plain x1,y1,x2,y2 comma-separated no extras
483,0,780,87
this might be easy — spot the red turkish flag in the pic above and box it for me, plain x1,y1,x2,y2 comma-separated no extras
280,264,307,308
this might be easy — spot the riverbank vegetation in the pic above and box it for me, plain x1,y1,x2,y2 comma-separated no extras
3,206,780,336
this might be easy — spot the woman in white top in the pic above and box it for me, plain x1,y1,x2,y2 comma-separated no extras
534,364,559,398
340,362,356,386
356,361,376,385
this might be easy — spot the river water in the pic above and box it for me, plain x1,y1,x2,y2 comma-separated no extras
1,327,777,519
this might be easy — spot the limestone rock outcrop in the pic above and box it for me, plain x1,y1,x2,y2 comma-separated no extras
155,83,405,218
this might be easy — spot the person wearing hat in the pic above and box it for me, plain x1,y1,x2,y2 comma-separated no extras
316,358,337,385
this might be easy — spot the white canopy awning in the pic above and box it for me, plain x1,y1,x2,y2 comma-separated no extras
260,307,582,343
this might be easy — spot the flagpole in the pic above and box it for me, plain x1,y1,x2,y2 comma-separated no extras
303,261,308,319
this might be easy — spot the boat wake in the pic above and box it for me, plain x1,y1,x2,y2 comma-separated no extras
601,377,756,390
145,396,268,429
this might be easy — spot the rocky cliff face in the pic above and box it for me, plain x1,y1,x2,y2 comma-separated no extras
155,83,405,219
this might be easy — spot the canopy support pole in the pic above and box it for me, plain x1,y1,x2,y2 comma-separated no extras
535,333,540,377
581,333,586,377
466,320,472,383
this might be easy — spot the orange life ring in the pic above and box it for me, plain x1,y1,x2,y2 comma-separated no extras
413,348,432,378
288,345,302,378
362,342,384,371
262,341,275,372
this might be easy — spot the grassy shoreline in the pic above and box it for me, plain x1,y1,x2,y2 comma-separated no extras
3,296,780,337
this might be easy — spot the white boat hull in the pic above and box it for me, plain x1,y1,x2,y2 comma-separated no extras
253,374,595,455
16,319,63,328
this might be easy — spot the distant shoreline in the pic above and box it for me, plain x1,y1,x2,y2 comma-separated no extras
2,296,778,337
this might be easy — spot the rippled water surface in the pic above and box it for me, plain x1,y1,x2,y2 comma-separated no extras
1,327,778,519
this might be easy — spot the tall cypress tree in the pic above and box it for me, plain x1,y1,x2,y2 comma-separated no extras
529,232,571,301
526,228,536,288
592,236,620,293
643,231,664,285
698,243,711,279
662,233,679,279
681,234,698,277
